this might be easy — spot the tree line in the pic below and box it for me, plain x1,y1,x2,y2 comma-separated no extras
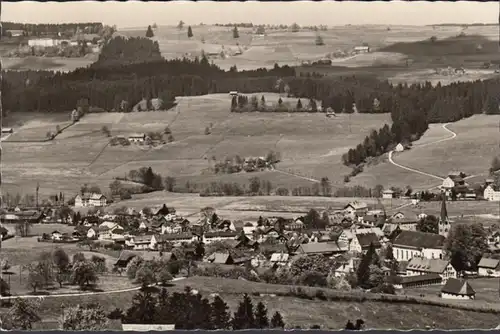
1,22,104,36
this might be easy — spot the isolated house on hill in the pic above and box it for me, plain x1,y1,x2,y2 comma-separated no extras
484,185,500,202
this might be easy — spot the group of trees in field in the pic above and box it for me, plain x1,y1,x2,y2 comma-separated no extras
95,36,163,67
110,166,177,198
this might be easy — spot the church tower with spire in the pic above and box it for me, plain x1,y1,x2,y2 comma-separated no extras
438,195,451,238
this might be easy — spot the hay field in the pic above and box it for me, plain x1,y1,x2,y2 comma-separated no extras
2,56,96,72
118,24,498,71
1,94,390,198
349,115,500,191
110,193,406,220
394,115,500,180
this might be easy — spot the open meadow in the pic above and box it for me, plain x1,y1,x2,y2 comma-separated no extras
18,275,500,329
348,115,500,191
2,94,391,199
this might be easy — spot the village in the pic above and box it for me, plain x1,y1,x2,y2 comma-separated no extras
1,166,500,309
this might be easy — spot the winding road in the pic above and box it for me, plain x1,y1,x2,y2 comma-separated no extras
388,123,457,182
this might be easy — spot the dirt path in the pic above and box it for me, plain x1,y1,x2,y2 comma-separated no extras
0,277,186,301
273,169,320,183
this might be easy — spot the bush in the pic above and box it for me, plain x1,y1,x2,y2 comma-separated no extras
315,289,327,301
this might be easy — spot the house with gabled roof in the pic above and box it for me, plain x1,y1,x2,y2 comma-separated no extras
349,232,381,253
152,232,196,248
440,278,475,300
344,201,369,216
406,257,457,284
269,252,289,266
75,192,107,207
478,257,500,277
392,230,446,262
204,252,234,265
203,230,239,244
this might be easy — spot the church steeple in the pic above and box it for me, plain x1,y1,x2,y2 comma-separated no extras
440,195,448,222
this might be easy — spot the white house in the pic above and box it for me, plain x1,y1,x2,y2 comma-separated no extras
353,46,370,53
440,278,475,300
51,230,62,241
98,222,124,241
343,201,369,217
405,257,457,284
28,38,60,47
269,253,289,266
382,189,395,199
441,176,456,190
394,143,405,152
130,235,154,250
484,185,500,201
128,133,146,143
348,232,381,253
478,257,500,277
392,230,446,261
74,193,107,207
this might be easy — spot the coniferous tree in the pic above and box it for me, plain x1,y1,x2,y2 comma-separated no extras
296,99,303,110
211,295,231,329
254,302,269,329
187,26,193,38
356,242,379,289
233,26,239,39
146,25,154,38
232,293,255,329
125,285,157,324
270,311,285,329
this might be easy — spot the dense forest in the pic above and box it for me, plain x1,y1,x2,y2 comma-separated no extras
3,35,500,171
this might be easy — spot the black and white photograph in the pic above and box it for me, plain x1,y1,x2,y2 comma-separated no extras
0,0,499,331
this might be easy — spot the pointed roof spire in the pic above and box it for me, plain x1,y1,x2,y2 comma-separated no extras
440,195,448,222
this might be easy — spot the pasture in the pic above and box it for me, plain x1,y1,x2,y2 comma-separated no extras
1,94,391,199
2,56,96,72
117,24,498,72
349,115,500,191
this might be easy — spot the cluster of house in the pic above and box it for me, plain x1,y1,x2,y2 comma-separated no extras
381,171,499,202
214,156,273,174
25,35,103,51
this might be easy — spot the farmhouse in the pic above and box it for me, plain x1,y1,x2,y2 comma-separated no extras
440,278,475,300
0,210,44,224
28,38,60,47
229,91,238,96
348,232,381,253
382,189,395,199
1,128,13,134
343,201,369,216
387,218,418,231
353,46,370,54
484,185,500,202
130,235,154,250
405,257,457,284
204,252,234,265
75,193,107,207
478,257,500,277
392,230,446,261
394,143,404,152
128,133,146,143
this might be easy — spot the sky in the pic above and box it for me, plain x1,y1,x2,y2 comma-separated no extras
3,1,499,28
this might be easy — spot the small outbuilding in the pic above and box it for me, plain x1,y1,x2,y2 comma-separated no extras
394,143,404,152
440,278,475,300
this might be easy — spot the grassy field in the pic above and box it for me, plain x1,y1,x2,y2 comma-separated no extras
2,94,391,200
117,25,498,72
7,274,498,329
349,115,499,191
108,193,407,221
2,56,96,72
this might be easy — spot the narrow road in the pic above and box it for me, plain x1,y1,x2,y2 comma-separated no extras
273,169,320,183
388,123,458,182
0,277,186,300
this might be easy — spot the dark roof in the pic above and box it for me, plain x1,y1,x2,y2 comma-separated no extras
397,273,442,284
356,232,381,249
392,230,445,249
441,278,475,296
205,230,238,238
156,232,193,242
478,257,500,269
